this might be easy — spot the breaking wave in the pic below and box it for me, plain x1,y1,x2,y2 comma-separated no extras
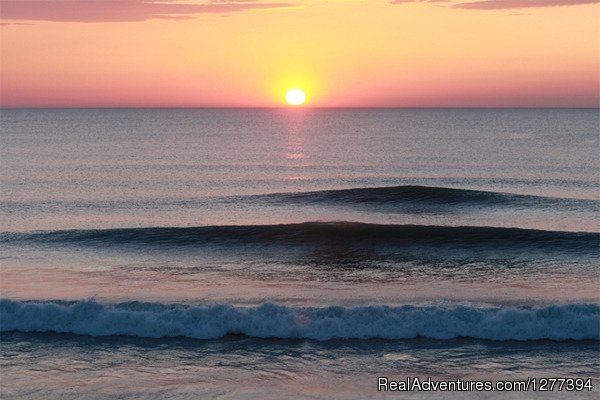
1,299,598,341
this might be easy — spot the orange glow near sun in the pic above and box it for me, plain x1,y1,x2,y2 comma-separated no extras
0,1,598,107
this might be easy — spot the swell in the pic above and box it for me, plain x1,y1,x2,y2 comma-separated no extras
1,299,597,341
254,185,598,210
2,223,597,254
3,185,596,213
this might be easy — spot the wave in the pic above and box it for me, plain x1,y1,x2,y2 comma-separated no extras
1,299,597,341
2,223,597,254
2,186,596,214
255,185,598,210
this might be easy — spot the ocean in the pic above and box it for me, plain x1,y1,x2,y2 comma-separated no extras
1,108,598,399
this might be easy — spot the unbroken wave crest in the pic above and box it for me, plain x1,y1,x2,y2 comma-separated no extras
2,223,597,255
255,185,598,210
1,299,598,341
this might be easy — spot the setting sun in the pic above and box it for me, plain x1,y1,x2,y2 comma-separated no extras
286,89,306,106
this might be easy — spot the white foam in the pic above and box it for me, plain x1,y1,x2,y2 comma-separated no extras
1,299,598,341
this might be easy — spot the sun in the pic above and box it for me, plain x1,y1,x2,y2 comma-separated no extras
285,89,306,105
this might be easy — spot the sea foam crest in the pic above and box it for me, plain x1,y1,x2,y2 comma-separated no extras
1,300,598,341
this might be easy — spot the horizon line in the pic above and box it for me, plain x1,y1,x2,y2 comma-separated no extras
2,106,599,110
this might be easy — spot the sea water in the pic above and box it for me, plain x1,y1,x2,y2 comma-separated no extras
1,108,598,399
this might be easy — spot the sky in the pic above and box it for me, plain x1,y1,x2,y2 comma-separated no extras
0,0,598,107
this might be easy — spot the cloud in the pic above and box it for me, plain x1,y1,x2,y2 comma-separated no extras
0,0,298,23
453,0,599,9
0,21,34,26
389,0,599,8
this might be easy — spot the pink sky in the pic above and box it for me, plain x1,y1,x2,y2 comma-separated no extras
1,0,598,107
